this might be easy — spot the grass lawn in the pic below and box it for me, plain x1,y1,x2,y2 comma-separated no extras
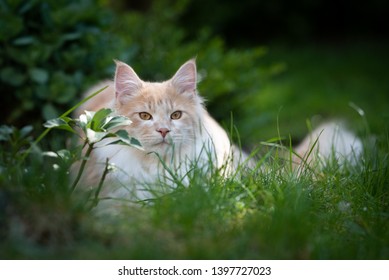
236,42,389,145
0,42,388,259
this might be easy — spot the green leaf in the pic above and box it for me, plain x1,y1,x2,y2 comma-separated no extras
78,110,94,131
129,138,142,148
43,117,76,134
42,103,59,120
42,151,59,158
43,118,66,128
20,126,33,138
0,16,23,40
62,32,81,41
0,67,27,86
85,110,95,120
91,108,113,131
86,128,108,144
42,149,72,162
78,114,88,131
13,36,36,46
56,149,72,161
29,68,49,84
56,86,77,104
0,125,14,141
115,129,142,149
103,115,132,130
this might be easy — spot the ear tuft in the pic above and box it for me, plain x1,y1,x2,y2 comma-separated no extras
171,59,197,94
114,60,142,103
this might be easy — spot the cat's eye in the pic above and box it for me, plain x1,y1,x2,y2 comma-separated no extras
170,111,182,120
139,112,152,120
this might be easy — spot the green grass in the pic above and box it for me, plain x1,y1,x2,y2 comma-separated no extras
1,43,388,260
234,42,389,145
1,134,388,259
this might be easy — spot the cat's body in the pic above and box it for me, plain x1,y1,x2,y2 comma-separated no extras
75,59,362,209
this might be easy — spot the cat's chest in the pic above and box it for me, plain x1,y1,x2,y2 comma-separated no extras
93,143,188,184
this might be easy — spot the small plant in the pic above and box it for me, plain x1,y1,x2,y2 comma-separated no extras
1,86,142,211
0,125,33,166
44,107,142,204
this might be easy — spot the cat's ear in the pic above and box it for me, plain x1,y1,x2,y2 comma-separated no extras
114,60,142,103
171,59,197,94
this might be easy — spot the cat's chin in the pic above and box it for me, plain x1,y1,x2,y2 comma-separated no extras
143,140,175,153
147,146,175,158
154,141,171,147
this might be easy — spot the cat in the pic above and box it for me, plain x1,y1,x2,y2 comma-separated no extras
75,59,362,210
75,59,249,207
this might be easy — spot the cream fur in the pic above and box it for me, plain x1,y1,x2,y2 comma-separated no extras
294,121,363,167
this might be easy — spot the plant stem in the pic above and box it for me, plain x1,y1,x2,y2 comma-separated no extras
90,157,110,209
71,143,94,193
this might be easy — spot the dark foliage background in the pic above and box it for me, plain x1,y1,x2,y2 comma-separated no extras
179,0,388,45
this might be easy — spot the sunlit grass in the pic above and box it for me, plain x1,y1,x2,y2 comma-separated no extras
237,43,389,144
1,120,388,259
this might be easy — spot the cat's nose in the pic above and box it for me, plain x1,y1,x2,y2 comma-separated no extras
157,128,170,138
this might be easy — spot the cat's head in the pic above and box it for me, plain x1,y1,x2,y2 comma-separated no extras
113,59,205,155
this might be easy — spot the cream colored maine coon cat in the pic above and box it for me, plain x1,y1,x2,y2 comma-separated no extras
75,59,362,208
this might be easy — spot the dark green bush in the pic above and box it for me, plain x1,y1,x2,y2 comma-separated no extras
0,0,118,126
